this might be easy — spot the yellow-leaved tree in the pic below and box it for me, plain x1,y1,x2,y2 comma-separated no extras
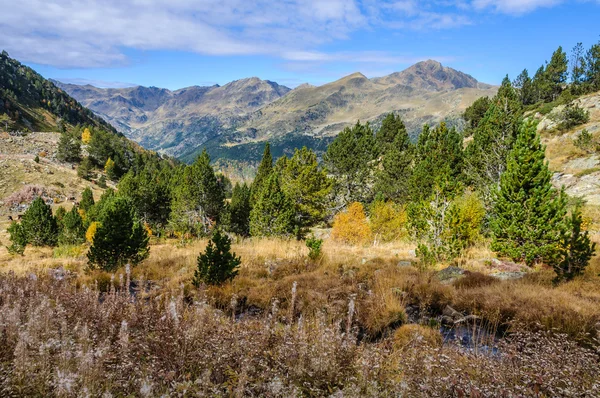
331,202,372,245
86,221,99,243
81,128,92,144
370,201,408,243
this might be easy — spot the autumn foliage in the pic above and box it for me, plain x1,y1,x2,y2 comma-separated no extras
331,202,372,245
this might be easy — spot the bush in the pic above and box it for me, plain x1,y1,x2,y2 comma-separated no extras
573,129,598,154
553,207,596,283
331,202,372,245
87,197,149,271
97,175,107,188
193,229,241,286
305,235,323,260
369,200,407,243
21,197,58,246
557,103,589,131
58,206,86,245
7,222,27,255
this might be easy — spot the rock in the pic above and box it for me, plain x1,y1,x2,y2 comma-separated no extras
397,260,412,267
436,266,466,283
490,271,527,280
454,314,481,325
442,305,462,320
490,258,523,272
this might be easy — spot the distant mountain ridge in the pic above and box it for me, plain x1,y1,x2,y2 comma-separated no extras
56,60,497,163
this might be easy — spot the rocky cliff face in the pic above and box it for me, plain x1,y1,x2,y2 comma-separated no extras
57,61,497,163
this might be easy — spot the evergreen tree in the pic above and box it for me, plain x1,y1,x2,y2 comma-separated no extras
20,197,58,246
249,173,295,237
80,187,95,212
490,120,567,266
104,158,117,180
531,65,549,104
59,206,86,245
275,147,332,232
570,42,587,90
87,196,149,271
228,183,252,236
545,46,569,101
54,206,67,226
409,122,463,201
464,78,522,201
251,142,273,202
375,113,405,153
57,131,81,162
118,165,172,229
553,206,596,282
463,96,492,131
169,150,224,236
78,157,93,180
324,121,377,205
7,221,27,255
374,114,413,202
193,229,241,286
585,41,600,90
513,69,535,106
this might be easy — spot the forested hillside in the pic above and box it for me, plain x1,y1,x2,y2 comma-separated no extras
0,51,117,133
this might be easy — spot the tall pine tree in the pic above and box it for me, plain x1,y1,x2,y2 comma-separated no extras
324,121,377,205
251,142,273,202
249,173,295,237
374,114,413,202
490,119,567,266
228,183,252,237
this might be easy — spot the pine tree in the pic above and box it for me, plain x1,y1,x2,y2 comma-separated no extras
249,173,295,237
545,46,568,101
87,196,149,271
570,42,587,90
251,142,273,202
490,120,567,266
118,165,172,229
104,158,117,180
7,221,27,255
585,41,600,90
80,187,95,212
59,206,86,245
78,157,93,180
513,69,535,105
193,229,241,286
374,114,413,202
464,78,522,201
169,150,224,236
21,197,58,246
324,121,377,205
228,183,251,236
57,131,81,162
275,147,332,232
553,206,596,282
409,122,463,201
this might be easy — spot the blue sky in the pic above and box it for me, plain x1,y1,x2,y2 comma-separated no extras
2,0,599,89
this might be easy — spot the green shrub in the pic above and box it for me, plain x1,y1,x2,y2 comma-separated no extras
87,196,149,271
193,229,241,286
305,235,323,260
553,207,596,283
557,103,589,131
21,197,58,246
7,222,27,255
59,206,86,245
573,129,598,154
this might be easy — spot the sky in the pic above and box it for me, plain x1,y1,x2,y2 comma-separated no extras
1,0,599,89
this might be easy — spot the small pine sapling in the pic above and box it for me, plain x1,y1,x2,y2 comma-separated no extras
193,229,241,286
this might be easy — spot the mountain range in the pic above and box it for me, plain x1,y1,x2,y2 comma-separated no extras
55,60,497,163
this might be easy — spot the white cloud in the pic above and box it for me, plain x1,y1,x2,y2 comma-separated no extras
0,0,580,68
470,0,563,15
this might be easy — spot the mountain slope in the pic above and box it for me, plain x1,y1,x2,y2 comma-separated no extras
58,60,497,163
0,51,117,133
